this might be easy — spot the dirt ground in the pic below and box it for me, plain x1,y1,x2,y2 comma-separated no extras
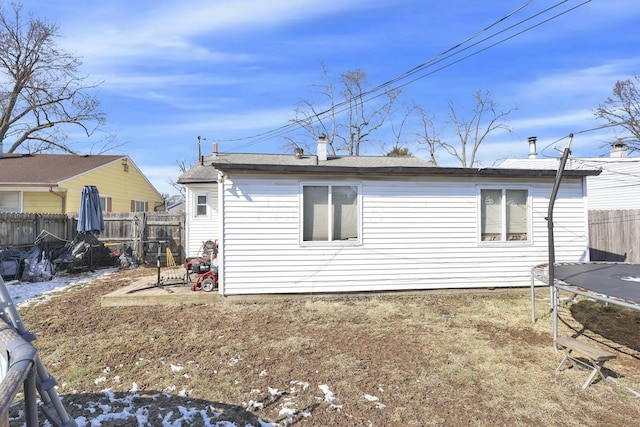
9,266,640,426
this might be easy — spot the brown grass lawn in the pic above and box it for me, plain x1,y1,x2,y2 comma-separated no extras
9,267,640,426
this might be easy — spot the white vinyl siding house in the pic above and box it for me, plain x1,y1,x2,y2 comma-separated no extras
179,152,596,295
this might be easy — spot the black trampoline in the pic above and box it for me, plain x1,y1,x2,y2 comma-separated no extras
531,262,640,338
554,263,640,307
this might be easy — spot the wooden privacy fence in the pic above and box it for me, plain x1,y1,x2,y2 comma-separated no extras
589,209,640,263
0,213,70,248
88,212,185,265
0,212,185,265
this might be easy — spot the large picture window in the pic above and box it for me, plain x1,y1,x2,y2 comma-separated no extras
302,184,359,243
0,191,20,212
480,188,529,242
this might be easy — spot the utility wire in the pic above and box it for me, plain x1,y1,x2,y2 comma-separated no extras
214,0,592,149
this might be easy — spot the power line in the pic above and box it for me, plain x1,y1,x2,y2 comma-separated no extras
212,0,593,149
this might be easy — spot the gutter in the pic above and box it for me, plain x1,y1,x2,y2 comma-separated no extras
48,186,66,214
210,163,601,178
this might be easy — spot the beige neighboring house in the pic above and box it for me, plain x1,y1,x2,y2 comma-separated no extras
0,152,164,214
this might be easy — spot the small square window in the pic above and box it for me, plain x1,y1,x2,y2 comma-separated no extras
196,195,207,216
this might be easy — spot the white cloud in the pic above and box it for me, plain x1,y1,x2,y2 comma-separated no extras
517,59,640,101
58,0,378,62
509,110,595,130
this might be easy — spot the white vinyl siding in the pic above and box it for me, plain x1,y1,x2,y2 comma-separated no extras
184,185,219,257
216,174,589,295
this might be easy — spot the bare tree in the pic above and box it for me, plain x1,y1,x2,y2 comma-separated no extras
413,105,442,165
595,75,640,150
339,69,400,156
286,63,400,156
416,89,516,167
285,62,339,155
0,2,106,154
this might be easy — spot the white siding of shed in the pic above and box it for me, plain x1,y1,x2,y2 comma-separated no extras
184,184,219,258
217,174,588,295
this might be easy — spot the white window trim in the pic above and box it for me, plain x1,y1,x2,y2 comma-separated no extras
193,192,210,219
133,200,146,212
477,185,532,245
299,182,362,246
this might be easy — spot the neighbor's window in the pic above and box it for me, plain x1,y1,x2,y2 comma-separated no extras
195,194,208,217
0,191,20,212
132,200,147,212
302,184,359,242
480,189,528,242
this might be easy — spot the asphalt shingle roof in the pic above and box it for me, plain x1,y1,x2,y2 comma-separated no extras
0,153,123,185
178,152,600,184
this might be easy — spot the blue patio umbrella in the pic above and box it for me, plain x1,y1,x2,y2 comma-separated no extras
77,185,105,234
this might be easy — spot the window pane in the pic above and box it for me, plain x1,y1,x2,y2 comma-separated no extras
134,201,146,212
196,195,207,216
0,191,20,212
332,186,358,240
506,190,527,240
481,189,502,241
303,186,328,241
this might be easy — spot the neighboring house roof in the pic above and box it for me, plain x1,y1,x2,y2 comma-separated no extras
0,153,124,185
178,152,599,184
500,156,640,210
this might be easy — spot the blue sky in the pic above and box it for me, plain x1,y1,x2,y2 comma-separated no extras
29,0,640,195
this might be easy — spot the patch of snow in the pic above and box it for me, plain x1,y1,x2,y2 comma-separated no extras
319,384,343,410
6,268,118,307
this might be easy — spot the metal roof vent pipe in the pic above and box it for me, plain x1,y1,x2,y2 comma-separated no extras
528,136,537,159
317,134,328,162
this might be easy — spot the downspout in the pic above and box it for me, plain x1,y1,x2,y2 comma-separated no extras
217,171,226,296
49,186,66,214
547,134,574,346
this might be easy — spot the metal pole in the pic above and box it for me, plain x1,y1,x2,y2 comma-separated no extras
547,134,574,345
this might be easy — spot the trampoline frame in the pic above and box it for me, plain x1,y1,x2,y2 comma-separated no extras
531,262,640,340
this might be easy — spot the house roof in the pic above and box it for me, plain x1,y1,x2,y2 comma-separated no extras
178,152,600,184
0,153,124,185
